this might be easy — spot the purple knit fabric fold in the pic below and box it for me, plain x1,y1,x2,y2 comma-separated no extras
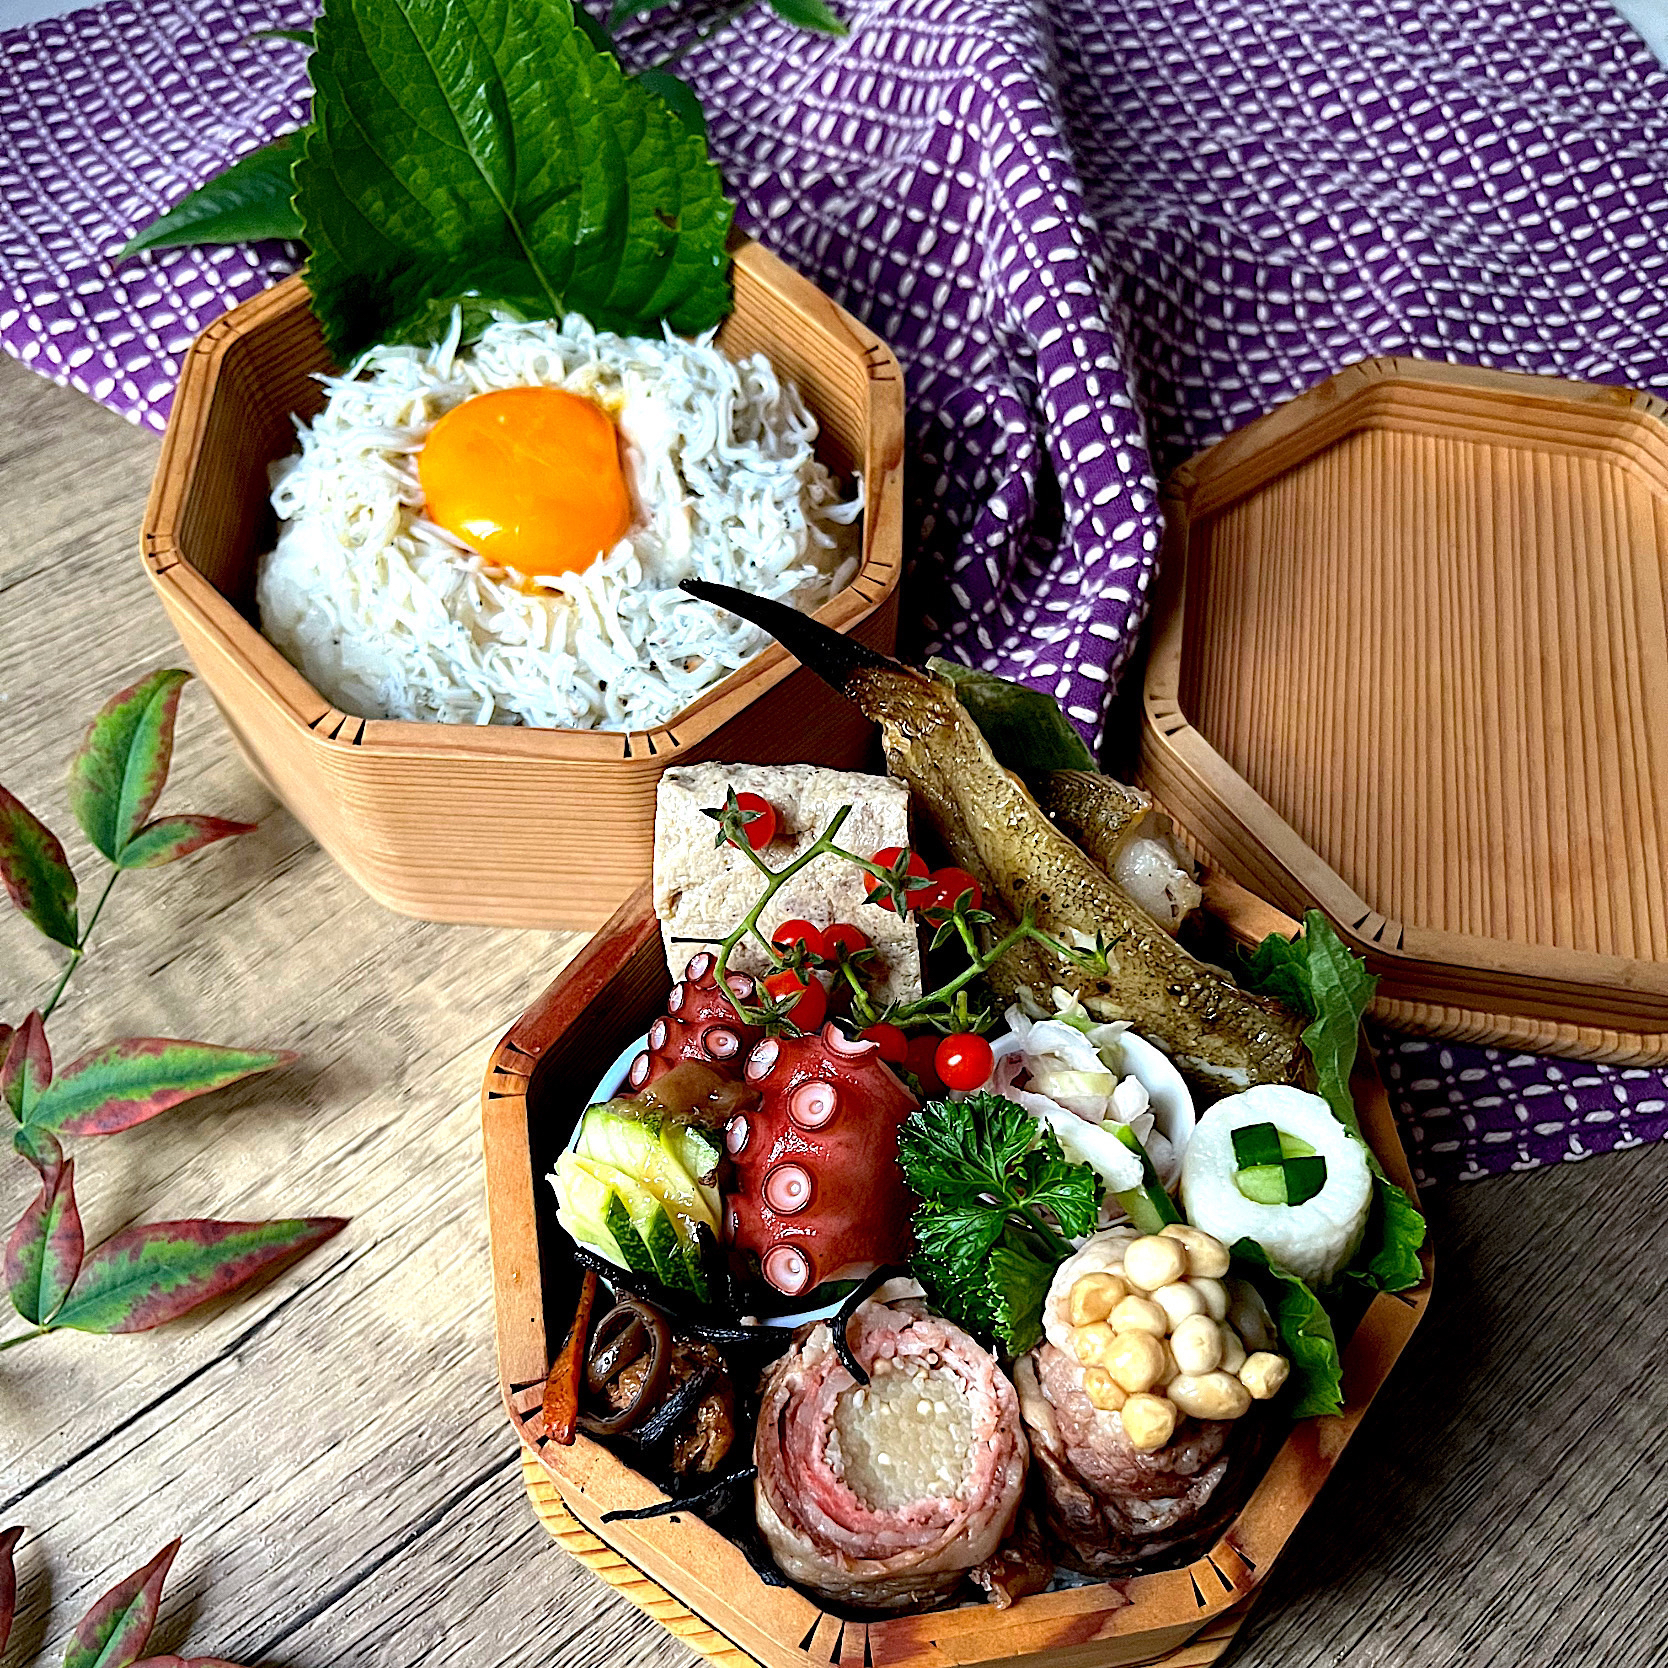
3,0,1666,1185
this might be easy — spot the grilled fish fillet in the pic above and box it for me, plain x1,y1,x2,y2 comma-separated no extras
681,583,1304,1088
1040,771,1204,935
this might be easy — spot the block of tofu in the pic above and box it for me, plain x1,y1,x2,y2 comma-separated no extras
653,763,923,1005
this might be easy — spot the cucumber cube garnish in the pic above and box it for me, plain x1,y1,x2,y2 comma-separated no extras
1281,1154,1327,1206
1231,1121,1284,1169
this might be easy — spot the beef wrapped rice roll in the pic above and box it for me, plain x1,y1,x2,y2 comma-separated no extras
1017,1228,1282,1574
754,1301,1028,1611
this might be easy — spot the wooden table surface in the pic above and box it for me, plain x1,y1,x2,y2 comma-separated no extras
1,352,1663,1668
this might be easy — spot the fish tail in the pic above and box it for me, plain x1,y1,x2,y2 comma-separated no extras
680,579,903,703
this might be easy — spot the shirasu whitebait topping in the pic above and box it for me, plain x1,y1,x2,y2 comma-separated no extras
257,312,863,730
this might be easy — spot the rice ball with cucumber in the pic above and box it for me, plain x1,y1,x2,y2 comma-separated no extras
1179,1085,1371,1286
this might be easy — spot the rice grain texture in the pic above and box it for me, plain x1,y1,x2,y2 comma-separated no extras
257,312,863,731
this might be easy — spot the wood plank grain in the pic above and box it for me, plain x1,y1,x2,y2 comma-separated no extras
3,351,1668,1668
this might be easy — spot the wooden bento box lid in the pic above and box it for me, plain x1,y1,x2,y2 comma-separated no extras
1141,355,1668,1065
480,876,1432,1668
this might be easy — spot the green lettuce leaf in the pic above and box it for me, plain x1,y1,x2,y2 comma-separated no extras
1242,909,1373,1136
1344,1172,1426,1294
118,131,306,260
295,0,734,360
1242,910,1426,1293
1231,1240,1344,1418
928,658,1096,774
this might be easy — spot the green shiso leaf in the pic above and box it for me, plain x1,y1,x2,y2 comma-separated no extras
295,0,734,361
763,0,849,34
1231,1239,1344,1418
986,1242,1052,1359
635,68,708,138
118,130,306,260
1242,909,1373,1138
927,658,1096,774
900,1092,1098,1357
608,0,679,24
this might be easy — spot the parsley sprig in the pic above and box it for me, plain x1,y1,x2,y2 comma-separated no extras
897,1092,1098,1357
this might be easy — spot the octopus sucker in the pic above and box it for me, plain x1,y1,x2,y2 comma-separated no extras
728,1023,919,1295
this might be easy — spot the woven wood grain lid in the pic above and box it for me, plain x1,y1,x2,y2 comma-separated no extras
1139,356,1668,1064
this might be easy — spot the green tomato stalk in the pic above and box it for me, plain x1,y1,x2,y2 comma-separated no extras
699,793,1108,1040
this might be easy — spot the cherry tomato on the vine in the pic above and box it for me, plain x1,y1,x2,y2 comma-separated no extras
770,919,829,961
919,866,984,916
935,1032,995,1092
863,846,929,911
822,922,871,958
904,1032,945,1093
861,1021,909,1065
763,969,827,1030
731,791,777,852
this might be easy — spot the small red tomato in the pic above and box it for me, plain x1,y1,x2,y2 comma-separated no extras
935,1032,995,1092
732,791,777,851
763,969,827,1030
822,922,871,957
919,866,984,915
770,918,829,960
904,1032,944,1093
861,1021,909,1064
863,845,930,911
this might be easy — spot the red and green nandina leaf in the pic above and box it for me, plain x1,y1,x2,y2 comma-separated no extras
0,783,78,947
131,1659,249,1667
28,1039,297,1138
116,815,256,871
64,1538,178,1668
67,669,191,864
14,1124,63,1176
2,1012,51,1123
49,1217,347,1334
4,1154,82,1325
0,1524,21,1659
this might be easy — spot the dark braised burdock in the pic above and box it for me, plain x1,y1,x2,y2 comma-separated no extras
968,1503,1057,1610
577,1293,738,1475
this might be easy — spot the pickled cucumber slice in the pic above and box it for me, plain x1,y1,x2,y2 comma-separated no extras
576,1108,719,1234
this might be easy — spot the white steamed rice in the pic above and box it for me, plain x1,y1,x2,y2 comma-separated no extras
256,311,864,730
1179,1084,1372,1286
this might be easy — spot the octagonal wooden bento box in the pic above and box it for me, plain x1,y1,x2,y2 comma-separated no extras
140,239,904,930
482,878,1433,1668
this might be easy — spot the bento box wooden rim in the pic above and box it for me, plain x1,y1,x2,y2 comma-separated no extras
480,877,1432,1668
139,237,906,765
1142,353,1668,1048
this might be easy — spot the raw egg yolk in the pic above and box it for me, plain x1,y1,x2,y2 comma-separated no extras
417,386,632,586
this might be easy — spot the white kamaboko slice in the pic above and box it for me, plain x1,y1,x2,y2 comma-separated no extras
1179,1085,1372,1287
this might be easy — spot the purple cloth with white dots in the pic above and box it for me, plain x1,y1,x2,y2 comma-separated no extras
4,0,1668,1186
